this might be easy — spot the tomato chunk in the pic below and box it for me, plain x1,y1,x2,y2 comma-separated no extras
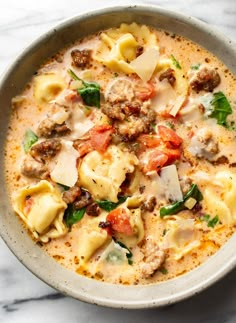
107,208,133,236
158,125,183,147
161,147,182,164
90,124,114,153
135,82,156,101
143,150,168,173
137,134,161,148
76,140,93,157
24,197,34,214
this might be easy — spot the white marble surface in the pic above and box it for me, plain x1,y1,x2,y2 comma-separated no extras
1,0,236,322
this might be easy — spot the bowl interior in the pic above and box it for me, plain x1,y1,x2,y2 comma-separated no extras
0,5,236,309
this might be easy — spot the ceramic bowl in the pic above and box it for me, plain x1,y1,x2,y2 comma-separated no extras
1,5,236,309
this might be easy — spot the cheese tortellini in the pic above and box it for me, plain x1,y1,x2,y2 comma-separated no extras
13,180,67,242
79,145,139,202
77,213,110,266
94,23,159,77
33,73,66,103
164,218,200,260
203,171,236,225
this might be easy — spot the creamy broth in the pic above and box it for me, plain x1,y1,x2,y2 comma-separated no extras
5,23,236,285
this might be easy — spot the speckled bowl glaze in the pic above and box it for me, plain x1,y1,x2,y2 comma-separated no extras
1,5,236,309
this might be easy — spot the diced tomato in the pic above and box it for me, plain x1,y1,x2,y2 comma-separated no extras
137,134,161,148
107,208,133,236
24,197,34,214
135,82,156,101
143,150,169,173
65,90,81,102
161,147,182,164
76,140,93,157
90,124,114,153
187,130,194,139
158,125,183,147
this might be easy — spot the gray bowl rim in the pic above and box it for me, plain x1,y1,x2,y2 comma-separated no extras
1,3,236,309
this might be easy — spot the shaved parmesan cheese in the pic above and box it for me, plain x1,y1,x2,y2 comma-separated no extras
50,140,79,187
161,165,183,201
130,48,159,82
69,106,94,139
50,109,70,124
169,95,186,117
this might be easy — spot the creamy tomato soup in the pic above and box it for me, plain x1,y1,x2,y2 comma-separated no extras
5,23,236,285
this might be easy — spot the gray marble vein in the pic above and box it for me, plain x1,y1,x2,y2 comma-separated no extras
1,0,236,322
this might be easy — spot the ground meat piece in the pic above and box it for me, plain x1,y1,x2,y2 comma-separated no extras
188,128,219,161
101,103,125,121
122,101,141,116
136,45,144,57
105,78,135,104
74,190,92,209
62,186,81,204
213,156,229,165
140,237,165,278
141,196,157,212
21,156,49,179
115,109,156,140
86,202,100,216
71,49,92,68
30,139,61,162
190,66,221,92
37,118,70,138
159,68,176,86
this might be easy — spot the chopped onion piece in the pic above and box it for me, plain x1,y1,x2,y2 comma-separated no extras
184,197,197,209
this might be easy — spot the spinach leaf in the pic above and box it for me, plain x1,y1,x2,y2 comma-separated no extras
171,54,181,69
64,204,86,228
23,129,38,153
96,196,128,212
68,69,100,108
116,240,133,265
160,184,203,218
209,91,232,127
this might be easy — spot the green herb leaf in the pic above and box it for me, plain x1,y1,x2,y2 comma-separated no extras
209,91,232,127
57,183,70,191
68,69,100,108
96,196,128,212
160,184,203,218
171,54,181,69
160,267,168,275
23,129,38,153
207,215,219,228
165,121,174,129
200,214,219,228
116,240,133,265
64,205,86,228
200,214,210,222
191,63,201,70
